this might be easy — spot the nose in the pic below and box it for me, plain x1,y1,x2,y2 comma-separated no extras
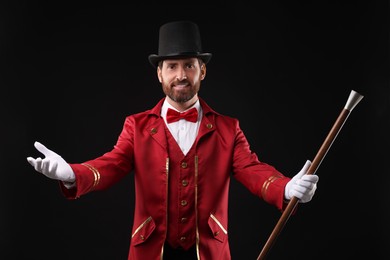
176,68,187,81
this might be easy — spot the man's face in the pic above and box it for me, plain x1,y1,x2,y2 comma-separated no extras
158,57,206,104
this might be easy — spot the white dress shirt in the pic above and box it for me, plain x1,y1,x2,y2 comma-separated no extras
161,98,202,155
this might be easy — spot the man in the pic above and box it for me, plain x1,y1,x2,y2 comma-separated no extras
27,20,319,260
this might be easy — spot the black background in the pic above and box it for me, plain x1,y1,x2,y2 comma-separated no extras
1,1,389,259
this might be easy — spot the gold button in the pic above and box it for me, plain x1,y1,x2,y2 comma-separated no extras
181,161,188,168
206,123,213,129
181,217,187,223
180,236,186,241
214,231,219,236
181,200,187,206
140,235,145,240
150,128,157,134
181,180,188,186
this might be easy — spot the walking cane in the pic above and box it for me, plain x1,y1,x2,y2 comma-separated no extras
257,89,364,260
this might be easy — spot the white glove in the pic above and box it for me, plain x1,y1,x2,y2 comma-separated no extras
284,160,319,203
27,141,76,183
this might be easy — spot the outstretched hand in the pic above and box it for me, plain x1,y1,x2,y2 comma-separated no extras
284,160,319,203
27,141,75,183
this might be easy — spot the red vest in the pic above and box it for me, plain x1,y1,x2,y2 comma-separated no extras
165,124,197,249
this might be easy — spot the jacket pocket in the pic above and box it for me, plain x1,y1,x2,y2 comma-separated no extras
208,214,228,243
131,216,156,246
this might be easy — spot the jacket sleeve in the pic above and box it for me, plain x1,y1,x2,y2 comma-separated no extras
231,120,291,212
60,116,136,199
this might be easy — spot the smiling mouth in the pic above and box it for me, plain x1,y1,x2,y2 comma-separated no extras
173,83,189,89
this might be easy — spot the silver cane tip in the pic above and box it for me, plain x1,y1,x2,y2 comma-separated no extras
345,90,364,111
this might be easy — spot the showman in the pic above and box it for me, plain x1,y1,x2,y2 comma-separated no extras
27,20,319,260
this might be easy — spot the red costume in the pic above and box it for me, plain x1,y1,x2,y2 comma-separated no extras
60,97,291,260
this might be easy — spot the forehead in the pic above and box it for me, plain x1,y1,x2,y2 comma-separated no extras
163,57,198,65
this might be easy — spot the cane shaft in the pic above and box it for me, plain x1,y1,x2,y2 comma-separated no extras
257,109,351,260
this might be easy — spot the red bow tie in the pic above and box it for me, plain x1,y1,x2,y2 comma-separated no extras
166,107,198,124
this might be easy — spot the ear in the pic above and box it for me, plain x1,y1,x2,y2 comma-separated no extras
157,66,162,83
200,64,206,80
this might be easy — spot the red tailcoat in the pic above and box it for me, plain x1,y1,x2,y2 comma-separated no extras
61,97,291,260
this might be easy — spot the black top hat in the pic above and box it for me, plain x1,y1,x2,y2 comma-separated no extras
148,21,212,68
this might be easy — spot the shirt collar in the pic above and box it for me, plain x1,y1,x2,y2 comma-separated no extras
161,97,201,121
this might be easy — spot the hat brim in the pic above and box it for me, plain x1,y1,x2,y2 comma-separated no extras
148,53,212,68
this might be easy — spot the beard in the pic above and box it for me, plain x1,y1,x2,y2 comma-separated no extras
167,90,195,103
162,81,200,103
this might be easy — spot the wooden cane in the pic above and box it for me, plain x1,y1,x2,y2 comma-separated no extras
257,89,364,260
